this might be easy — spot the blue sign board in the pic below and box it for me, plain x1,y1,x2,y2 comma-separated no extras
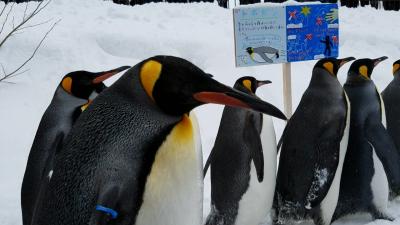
233,3,339,67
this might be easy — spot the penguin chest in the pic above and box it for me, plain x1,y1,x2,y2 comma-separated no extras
370,146,389,210
235,116,277,225
135,113,203,225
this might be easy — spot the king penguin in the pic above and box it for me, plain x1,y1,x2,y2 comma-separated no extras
381,60,400,194
275,57,355,225
334,57,400,222
30,56,287,225
21,66,130,225
204,76,276,225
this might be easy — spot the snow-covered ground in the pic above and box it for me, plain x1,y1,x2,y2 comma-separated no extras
1,0,399,224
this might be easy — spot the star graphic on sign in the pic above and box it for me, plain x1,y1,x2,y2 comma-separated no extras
332,36,338,43
306,33,313,40
316,17,323,25
289,10,297,20
301,6,311,16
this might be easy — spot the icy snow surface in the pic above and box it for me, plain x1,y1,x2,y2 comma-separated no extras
1,0,400,224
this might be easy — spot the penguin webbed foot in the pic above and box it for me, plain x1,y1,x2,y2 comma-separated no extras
370,208,394,221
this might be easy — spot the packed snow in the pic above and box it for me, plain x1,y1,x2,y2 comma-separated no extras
1,0,400,224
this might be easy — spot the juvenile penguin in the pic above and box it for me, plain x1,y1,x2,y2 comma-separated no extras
30,56,287,225
21,66,130,225
275,57,355,225
204,76,276,225
381,60,400,176
334,57,400,222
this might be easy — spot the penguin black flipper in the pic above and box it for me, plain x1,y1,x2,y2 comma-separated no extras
243,112,264,182
305,138,340,208
30,133,64,225
305,117,345,208
365,114,400,195
203,147,215,177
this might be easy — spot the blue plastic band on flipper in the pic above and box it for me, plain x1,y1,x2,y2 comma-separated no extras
95,205,118,219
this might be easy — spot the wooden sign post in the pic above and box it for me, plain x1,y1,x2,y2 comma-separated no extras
282,63,292,118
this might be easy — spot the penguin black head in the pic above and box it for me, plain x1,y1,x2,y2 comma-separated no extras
246,47,254,55
347,57,388,81
234,76,271,94
393,59,400,76
138,56,286,120
60,66,130,99
314,57,355,77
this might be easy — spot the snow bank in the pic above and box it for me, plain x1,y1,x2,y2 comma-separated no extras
1,0,399,224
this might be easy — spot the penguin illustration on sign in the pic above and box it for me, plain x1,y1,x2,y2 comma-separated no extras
204,76,277,225
21,66,130,225
246,46,280,64
30,56,286,225
275,57,354,225
334,57,400,222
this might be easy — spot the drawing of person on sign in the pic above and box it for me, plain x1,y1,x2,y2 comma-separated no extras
320,35,333,56
246,46,280,64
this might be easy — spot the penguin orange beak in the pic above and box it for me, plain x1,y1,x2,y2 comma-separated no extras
92,66,131,84
193,82,286,120
339,57,356,67
373,56,388,67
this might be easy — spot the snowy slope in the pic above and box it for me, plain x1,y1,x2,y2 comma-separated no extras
0,0,400,224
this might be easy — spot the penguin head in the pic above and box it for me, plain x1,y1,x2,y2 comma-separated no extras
234,76,271,94
392,59,400,76
60,66,130,99
347,57,388,81
138,56,286,120
314,57,355,77
246,47,254,55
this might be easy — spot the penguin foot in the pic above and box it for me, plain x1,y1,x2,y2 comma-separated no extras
371,209,394,221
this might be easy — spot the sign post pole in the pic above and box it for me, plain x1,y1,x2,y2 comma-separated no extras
282,62,292,119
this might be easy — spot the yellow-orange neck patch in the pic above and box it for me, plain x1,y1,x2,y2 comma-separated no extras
359,65,369,79
242,80,252,92
61,77,72,94
140,60,162,101
323,62,334,75
393,64,400,75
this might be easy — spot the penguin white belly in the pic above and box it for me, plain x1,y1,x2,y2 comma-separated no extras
319,93,350,225
370,146,389,212
235,115,277,225
135,113,203,225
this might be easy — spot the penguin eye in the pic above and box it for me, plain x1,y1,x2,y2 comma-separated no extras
242,80,252,92
140,60,162,101
393,64,400,75
359,65,369,79
62,77,73,94
323,62,334,75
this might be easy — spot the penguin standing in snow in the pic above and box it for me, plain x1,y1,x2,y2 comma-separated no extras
381,60,400,178
30,56,287,225
334,57,400,222
204,76,277,225
275,57,355,225
21,66,130,225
